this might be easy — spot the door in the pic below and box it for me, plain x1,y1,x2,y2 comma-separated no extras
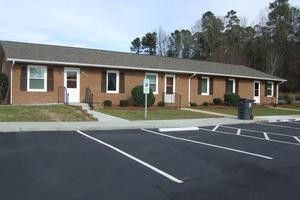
164,74,176,103
254,81,260,104
64,67,80,103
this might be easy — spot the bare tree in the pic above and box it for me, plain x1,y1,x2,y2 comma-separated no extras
157,27,168,56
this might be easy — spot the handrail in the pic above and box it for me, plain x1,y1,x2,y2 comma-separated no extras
84,87,94,110
58,86,69,105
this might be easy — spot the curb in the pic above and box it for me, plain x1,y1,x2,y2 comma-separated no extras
258,118,299,123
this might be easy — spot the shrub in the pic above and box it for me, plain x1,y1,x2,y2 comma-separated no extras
224,93,240,106
103,100,112,107
0,73,8,104
131,85,155,106
120,100,130,107
202,101,209,106
157,101,165,107
189,102,197,107
295,95,300,101
285,93,295,104
213,98,223,105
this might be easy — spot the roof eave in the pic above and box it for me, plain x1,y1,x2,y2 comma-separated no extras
6,58,286,82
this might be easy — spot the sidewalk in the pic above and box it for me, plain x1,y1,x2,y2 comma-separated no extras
0,117,253,132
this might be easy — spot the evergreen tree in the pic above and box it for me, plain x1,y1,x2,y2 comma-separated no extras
130,37,141,54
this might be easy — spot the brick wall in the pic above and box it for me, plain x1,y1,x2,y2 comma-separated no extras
12,64,64,104
8,63,277,106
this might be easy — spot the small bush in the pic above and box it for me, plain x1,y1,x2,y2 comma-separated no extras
190,102,197,107
157,101,165,107
131,85,155,106
120,100,130,107
103,100,112,107
224,93,240,106
202,101,209,106
295,95,300,101
285,93,295,104
0,73,8,104
213,98,223,105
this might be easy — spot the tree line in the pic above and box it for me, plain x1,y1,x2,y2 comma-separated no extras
130,0,300,92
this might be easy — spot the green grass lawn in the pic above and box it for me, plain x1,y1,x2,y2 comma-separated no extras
97,108,218,120
200,106,300,116
0,105,94,122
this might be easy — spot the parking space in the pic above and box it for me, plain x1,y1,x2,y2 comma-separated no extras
1,122,300,199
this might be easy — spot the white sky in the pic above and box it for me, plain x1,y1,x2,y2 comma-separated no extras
0,0,299,52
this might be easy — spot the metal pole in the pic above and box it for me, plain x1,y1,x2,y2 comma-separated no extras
145,93,147,120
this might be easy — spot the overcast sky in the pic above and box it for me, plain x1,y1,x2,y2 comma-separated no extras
0,0,299,52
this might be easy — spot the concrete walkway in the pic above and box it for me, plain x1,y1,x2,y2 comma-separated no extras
270,106,300,112
80,103,129,122
0,117,253,132
181,108,236,118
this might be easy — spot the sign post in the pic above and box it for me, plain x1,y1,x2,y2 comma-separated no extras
143,79,150,120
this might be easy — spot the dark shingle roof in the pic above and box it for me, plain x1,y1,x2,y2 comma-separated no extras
0,40,285,81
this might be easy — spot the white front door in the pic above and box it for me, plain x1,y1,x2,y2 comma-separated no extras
64,67,80,103
164,74,176,103
254,81,260,104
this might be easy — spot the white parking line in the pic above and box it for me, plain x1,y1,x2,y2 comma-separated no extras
198,127,300,146
76,130,183,184
212,125,220,131
222,125,299,138
294,136,300,143
236,129,241,135
141,129,273,160
263,132,270,140
258,123,300,130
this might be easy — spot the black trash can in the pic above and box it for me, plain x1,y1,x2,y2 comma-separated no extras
238,99,255,120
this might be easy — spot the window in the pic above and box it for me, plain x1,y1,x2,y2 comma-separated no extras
145,73,158,94
106,70,119,93
66,71,77,88
267,82,273,97
226,79,236,94
27,65,47,92
201,77,210,95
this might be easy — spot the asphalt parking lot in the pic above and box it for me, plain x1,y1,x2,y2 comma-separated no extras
1,121,300,200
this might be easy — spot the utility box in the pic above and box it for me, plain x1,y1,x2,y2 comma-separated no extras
238,99,255,120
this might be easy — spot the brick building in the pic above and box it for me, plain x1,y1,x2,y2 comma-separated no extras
0,41,285,106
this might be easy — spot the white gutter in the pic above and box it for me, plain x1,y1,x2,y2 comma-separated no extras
188,73,197,106
10,60,15,105
6,58,286,82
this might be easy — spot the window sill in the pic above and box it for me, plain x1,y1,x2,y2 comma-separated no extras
106,91,119,94
27,89,47,92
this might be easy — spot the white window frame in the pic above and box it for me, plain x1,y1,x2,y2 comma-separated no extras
267,81,274,97
145,72,158,94
27,65,47,92
228,79,236,94
106,70,119,93
201,76,210,95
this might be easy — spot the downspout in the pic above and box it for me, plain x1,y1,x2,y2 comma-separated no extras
276,80,285,105
10,60,15,105
188,73,197,107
